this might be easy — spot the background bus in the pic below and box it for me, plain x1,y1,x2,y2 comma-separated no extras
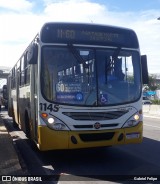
7,22,148,151
2,84,8,109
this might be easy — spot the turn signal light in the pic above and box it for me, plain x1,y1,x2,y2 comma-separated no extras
41,113,48,118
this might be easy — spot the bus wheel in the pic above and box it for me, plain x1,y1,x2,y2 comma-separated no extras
25,113,31,139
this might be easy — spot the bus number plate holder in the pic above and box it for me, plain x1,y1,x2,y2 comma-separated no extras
126,133,140,139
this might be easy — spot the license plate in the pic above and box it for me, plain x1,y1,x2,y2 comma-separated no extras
126,133,140,139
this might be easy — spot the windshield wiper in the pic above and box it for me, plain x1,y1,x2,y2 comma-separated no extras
68,44,87,67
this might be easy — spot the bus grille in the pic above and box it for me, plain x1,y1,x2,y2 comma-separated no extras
79,132,115,142
74,123,118,129
63,110,128,120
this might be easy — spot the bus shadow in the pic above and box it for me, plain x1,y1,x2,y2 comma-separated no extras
33,136,160,182
2,116,22,133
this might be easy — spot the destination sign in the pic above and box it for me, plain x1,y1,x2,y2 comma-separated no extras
41,23,139,48
57,29,120,42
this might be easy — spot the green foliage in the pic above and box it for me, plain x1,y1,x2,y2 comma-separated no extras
151,99,160,105
147,75,158,91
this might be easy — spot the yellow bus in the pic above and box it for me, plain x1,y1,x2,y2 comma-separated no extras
7,22,148,151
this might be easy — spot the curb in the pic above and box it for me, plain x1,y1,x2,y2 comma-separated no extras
0,114,28,184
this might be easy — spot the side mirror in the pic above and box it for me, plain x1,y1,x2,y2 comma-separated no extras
27,43,38,64
141,55,149,84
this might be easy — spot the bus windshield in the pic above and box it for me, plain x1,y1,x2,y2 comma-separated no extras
41,46,141,106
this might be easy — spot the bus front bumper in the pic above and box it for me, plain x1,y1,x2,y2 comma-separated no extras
37,122,143,151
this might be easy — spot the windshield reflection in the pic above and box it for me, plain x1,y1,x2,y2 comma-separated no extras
41,46,141,106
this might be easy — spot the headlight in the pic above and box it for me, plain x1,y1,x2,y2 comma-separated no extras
122,113,141,128
134,114,140,121
48,118,55,124
41,113,70,131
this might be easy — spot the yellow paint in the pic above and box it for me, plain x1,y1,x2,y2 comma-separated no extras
37,122,143,151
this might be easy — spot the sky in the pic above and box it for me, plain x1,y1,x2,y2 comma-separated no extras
0,0,160,75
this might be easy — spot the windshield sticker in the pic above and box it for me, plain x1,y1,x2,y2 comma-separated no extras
100,93,108,104
56,83,81,93
56,92,83,101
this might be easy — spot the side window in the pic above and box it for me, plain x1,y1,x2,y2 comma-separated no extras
13,67,16,89
11,68,16,89
17,60,20,85
24,53,30,85
20,56,25,86
20,53,30,86
25,65,30,85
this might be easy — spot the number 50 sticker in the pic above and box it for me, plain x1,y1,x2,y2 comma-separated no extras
56,83,65,92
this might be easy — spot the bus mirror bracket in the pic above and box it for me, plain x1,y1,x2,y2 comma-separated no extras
27,43,38,64
141,55,149,84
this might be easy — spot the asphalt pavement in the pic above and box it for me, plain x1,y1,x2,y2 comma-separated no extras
0,106,159,183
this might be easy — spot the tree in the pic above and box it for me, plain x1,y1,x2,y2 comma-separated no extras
147,75,158,91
